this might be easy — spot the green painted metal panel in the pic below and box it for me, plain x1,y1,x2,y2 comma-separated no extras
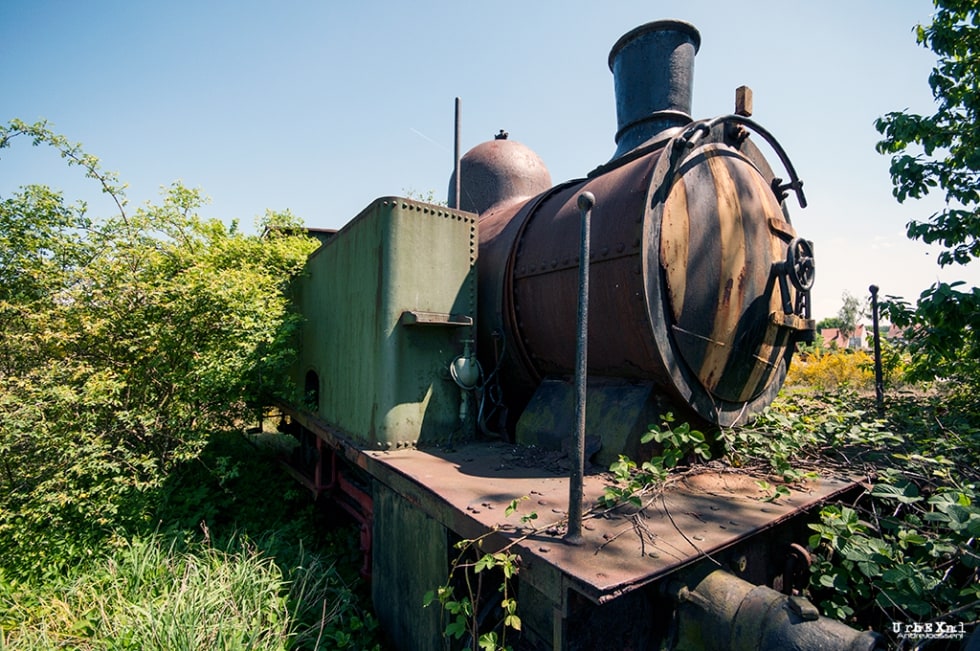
291,197,477,448
372,481,447,651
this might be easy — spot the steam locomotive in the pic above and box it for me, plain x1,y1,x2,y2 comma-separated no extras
278,20,881,651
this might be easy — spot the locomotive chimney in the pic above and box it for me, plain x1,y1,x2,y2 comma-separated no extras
609,20,701,159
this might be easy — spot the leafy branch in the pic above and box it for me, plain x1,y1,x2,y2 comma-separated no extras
1,119,129,224
727,388,979,644
424,497,534,651
0,119,320,578
599,414,711,510
873,0,980,393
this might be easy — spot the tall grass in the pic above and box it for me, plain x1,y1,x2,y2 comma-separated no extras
0,534,378,651
0,534,358,650
0,428,383,650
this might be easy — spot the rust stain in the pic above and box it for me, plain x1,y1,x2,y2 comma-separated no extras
722,276,734,306
717,159,795,403
660,176,690,321
680,471,767,497
698,149,746,391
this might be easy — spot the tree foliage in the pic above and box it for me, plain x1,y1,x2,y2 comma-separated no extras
875,1,980,264
816,316,842,332
836,290,864,342
874,1,980,389
0,119,319,578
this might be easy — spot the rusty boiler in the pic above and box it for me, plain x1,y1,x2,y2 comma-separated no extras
453,20,815,453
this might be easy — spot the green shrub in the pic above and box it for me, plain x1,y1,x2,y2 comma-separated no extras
736,388,980,645
0,121,380,650
0,120,319,579
786,345,875,392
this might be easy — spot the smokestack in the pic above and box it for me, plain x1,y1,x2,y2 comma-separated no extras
608,20,701,159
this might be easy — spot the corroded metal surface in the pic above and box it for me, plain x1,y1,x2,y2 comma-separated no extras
659,141,794,403
496,123,809,428
608,20,701,158
640,127,811,427
468,22,813,434
360,440,860,604
510,152,666,384
448,134,553,214
672,567,884,651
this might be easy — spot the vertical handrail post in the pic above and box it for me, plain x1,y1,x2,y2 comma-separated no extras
453,97,462,210
565,191,595,545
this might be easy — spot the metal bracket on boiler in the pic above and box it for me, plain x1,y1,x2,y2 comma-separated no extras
769,311,815,333
680,114,808,209
770,237,816,339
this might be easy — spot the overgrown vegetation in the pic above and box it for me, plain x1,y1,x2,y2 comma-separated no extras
784,335,908,393
424,522,524,651
599,413,713,509
439,3,980,643
0,430,383,650
0,120,382,650
7,3,980,642
874,0,980,395
815,3,980,637
0,118,317,574
592,348,979,648
779,4,980,636
748,384,979,637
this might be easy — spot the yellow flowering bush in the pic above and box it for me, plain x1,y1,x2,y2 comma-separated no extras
786,346,875,392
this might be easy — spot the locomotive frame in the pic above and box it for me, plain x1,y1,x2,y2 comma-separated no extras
279,398,871,649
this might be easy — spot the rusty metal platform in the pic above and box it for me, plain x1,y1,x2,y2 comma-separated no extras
357,440,860,604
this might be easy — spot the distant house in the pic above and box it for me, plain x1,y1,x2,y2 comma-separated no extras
821,325,867,349
819,324,905,349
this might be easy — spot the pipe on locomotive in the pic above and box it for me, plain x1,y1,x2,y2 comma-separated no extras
669,566,885,651
565,191,596,545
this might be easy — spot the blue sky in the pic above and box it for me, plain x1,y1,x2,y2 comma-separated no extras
3,0,977,320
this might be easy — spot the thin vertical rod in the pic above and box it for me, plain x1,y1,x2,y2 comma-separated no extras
870,284,885,417
566,191,595,545
454,97,462,210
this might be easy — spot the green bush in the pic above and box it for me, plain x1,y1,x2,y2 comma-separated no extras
0,120,383,651
738,389,980,645
785,336,911,394
0,120,320,578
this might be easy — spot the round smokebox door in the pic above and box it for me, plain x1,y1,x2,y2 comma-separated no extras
659,143,795,403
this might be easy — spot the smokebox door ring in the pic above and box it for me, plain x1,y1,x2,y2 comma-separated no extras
680,115,808,209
